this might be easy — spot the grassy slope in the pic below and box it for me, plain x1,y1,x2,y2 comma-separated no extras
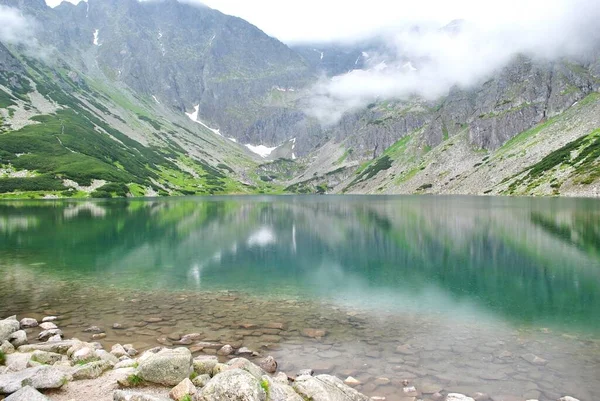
0,48,285,199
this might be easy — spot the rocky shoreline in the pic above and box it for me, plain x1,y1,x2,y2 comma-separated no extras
0,315,584,401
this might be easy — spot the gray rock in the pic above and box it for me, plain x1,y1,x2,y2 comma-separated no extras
8,331,27,348
236,347,253,356
261,375,303,401
47,335,62,342
137,347,193,386
5,385,50,401
31,350,62,365
258,356,277,373
212,363,229,376
111,344,129,358
37,329,63,342
83,326,104,333
169,378,196,401
4,352,30,372
191,374,211,388
0,316,20,343
0,366,70,393
197,368,266,401
113,390,172,401
192,355,219,375
39,322,57,330
18,340,78,354
71,346,98,363
97,350,119,365
1,340,15,354
72,360,113,380
115,359,137,369
558,397,580,401
293,374,370,401
114,367,139,387
297,369,314,377
272,372,289,385
19,318,38,329
226,358,267,380
41,317,57,323
217,345,234,356
123,344,138,357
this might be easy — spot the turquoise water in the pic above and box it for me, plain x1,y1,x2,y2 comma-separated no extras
0,196,599,400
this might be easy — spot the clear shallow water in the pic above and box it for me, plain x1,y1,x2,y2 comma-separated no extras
0,196,599,400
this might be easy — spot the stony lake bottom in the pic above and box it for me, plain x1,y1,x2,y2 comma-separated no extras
0,195,599,401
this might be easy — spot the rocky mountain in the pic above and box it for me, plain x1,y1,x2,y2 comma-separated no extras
0,0,599,198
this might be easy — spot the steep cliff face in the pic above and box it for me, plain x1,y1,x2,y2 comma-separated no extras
1,0,315,146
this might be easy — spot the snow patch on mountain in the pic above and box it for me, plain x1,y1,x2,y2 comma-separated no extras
186,105,223,136
245,144,277,158
274,86,297,92
93,29,100,46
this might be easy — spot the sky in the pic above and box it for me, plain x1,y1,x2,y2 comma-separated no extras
43,0,592,44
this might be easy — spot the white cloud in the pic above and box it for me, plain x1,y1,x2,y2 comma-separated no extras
45,0,84,7
305,0,600,124
0,5,49,59
0,6,36,45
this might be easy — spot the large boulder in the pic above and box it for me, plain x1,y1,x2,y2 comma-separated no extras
197,368,266,401
0,316,20,343
72,360,112,380
292,375,370,401
0,366,70,393
5,385,50,401
113,390,172,401
137,348,192,386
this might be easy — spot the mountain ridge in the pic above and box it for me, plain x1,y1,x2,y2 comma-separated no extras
0,0,599,198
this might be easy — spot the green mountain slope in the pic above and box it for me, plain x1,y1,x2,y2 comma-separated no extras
0,41,285,199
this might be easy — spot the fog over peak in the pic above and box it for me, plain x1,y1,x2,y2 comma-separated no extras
306,0,600,124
